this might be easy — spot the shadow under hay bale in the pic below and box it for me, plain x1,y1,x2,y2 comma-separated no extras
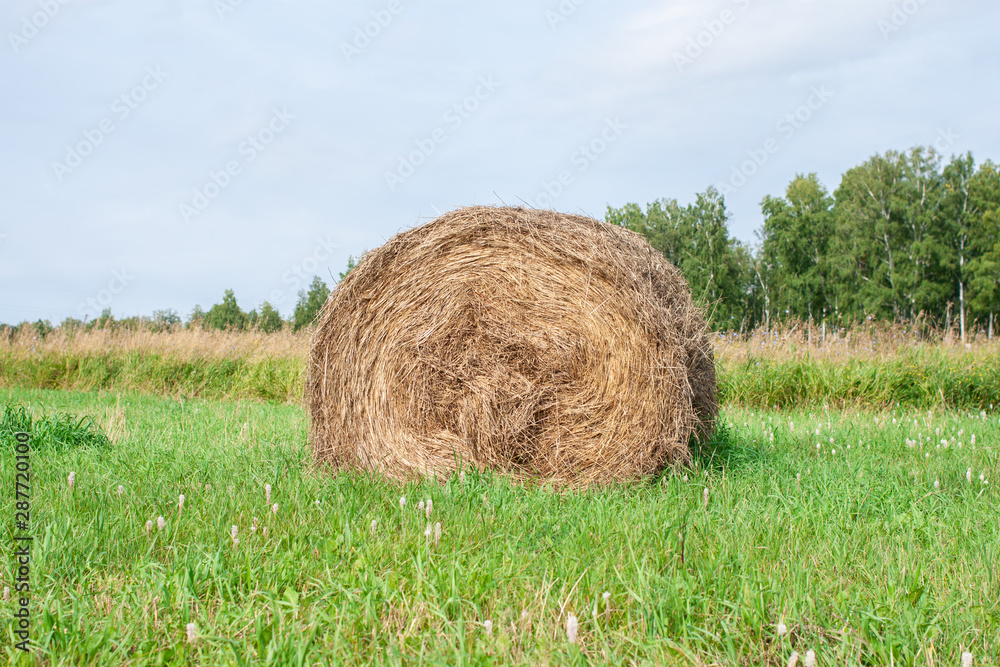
308,206,717,487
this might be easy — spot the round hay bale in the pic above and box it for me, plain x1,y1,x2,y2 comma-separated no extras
308,205,716,487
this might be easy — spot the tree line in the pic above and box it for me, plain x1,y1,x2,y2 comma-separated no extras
5,276,336,338
2,253,372,339
606,146,1000,339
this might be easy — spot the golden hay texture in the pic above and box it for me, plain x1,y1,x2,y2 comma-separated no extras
308,206,717,487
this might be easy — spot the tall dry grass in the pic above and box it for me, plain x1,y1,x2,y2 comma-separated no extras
6,320,998,365
1,324,308,362
715,319,999,364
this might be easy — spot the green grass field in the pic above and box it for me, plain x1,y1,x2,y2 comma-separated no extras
2,387,998,665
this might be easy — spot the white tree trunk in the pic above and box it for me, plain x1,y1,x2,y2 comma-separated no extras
959,280,966,344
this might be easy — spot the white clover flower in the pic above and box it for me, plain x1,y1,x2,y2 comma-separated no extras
787,651,799,667
934,480,939,489
399,496,406,509
962,651,973,667
315,499,320,506
117,484,125,496
776,621,787,635
566,613,578,644
602,591,611,603
484,619,492,635
804,650,816,667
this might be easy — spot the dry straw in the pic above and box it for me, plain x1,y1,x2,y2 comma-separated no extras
308,206,717,486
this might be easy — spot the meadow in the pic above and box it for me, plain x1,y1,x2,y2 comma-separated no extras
2,326,999,665
2,323,999,410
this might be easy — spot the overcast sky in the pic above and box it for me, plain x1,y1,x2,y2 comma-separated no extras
2,0,998,324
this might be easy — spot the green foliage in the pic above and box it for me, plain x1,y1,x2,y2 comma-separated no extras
151,309,181,332
339,253,366,282
608,187,754,328
2,386,997,664
203,289,248,331
609,146,1000,333
965,161,1000,323
33,318,54,339
1,402,110,452
60,317,85,332
255,301,284,333
92,308,114,329
187,304,206,329
759,174,835,325
292,276,330,332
